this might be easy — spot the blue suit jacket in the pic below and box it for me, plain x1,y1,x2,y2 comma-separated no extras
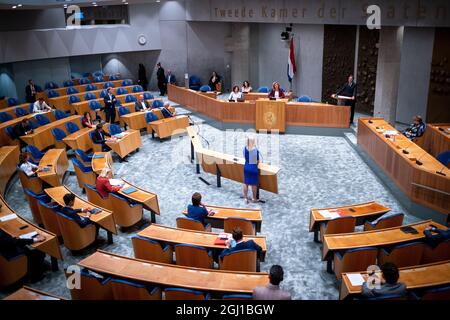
219,240,262,260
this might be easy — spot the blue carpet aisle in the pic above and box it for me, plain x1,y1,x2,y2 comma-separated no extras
1,94,417,300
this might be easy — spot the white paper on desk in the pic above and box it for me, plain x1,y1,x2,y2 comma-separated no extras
318,210,340,219
19,231,38,240
0,213,17,222
347,273,365,286
384,130,398,136
109,179,123,186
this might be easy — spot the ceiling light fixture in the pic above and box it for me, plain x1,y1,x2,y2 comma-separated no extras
17,4,23,7
12,5,17,8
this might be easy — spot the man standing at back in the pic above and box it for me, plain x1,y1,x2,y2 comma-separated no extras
253,265,292,300
156,62,167,96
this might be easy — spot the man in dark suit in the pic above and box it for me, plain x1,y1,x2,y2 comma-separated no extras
253,265,292,300
92,123,112,152
156,62,167,96
13,118,33,149
361,263,406,298
60,193,96,229
25,79,37,103
424,226,450,248
103,87,117,123
134,94,149,112
0,228,47,282
166,70,176,85
332,74,357,125
219,227,262,262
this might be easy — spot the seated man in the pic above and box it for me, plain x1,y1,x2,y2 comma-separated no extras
361,262,407,298
91,123,113,152
60,193,96,229
424,225,450,248
13,118,33,148
33,97,52,113
403,115,426,140
161,102,176,118
220,227,262,261
134,94,149,112
0,228,47,282
186,192,214,226
253,265,292,300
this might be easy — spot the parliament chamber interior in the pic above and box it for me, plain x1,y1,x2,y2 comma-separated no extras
0,0,449,306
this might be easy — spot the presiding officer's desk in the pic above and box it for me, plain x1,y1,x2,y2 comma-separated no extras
168,84,351,129
182,204,263,232
78,250,269,295
3,286,64,300
358,118,450,216
0,195,63,268
423,123,450,158
0,145,20,196
138,224,267,262
340,260,450,300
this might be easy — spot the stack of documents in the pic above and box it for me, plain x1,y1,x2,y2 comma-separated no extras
318,210,341,219
0,214,17,222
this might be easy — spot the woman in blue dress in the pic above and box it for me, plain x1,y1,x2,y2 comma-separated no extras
243,136,260,203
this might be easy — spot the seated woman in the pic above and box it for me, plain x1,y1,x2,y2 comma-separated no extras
161,102,176,118
81,112,95,128
403,115,426,140
96,167,123,198
186,192,214,226
228,86,243,102
242,80,252,93
18,152,44,177
268,82,285,99
208,71,222,92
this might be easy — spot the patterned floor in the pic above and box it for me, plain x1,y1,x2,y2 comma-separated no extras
0,93,418,300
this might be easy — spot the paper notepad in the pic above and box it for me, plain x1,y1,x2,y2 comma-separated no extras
318,210,340,219
347,273,365,286
109,179,122,186
19,231,38,240
122,187,137,195
0,214,17,222
93,154,105,159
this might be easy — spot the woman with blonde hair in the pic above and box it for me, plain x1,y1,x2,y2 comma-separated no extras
243,136,260,203
96,167,122,198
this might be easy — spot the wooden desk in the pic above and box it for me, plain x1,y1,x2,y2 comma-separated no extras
79,250,269,294
106,129,142,159
255,99,286,132
91,152,113,175
20,115,81,151
4,286,64,300
0,98,8,109
182,204,263,232
0,103,31,118
46,79,123,98
121,111,148,130
37,149,69,187
118,179,160,222
63,127,94,151
423,123,450,158
322,220,447,261
0,195,63,265
286,102,350,128
148,115,189,140
244,92,293,101
340,261,450,300
138,224,267,261
186,126,280,194
358,118,450,215
309,201,390,240
0,145,19,196
44,186,117,236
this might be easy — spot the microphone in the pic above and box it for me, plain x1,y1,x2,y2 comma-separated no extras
436,166,447,176
402,141,414,154
438,127,444,132
415,153,427,166
368,119,373,124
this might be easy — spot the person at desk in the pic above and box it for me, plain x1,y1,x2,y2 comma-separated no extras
403,115,426,140
253,265,292,300
220,227,262,260
242,80,252,93
18,152,44,177
103,87,117,124
134,94,149,112
243,136,260,203
424,226,450,248
361,263,406,299
161,102,176,118
81,112,95,128
228,86,243,102
92,123,113,152
60,193,95,228
0,228,47,283
33,97,52,113
186,192,214,226
166,70,177,85
96,167,122,198
268,82,285,99
208,71,222,92
25,79,37,103
332,74,357,125
13,119,33,149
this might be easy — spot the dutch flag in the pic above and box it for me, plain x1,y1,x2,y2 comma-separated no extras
287,37,297,83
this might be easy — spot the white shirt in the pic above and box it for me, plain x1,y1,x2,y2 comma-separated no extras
20,161,38,177
228,92,242,102
274,91,280,99
141,101,147,110
242,86,252,93
33,101,51,113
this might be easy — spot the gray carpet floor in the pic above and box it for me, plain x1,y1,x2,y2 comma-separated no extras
0,93,418,300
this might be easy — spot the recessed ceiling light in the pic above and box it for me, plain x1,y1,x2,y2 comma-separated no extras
17,4,23,7
12,5,17,8
124,2,128,4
